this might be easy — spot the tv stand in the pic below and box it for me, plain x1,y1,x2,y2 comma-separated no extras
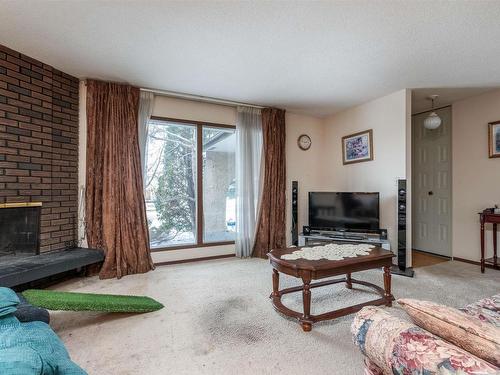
298,231,391,251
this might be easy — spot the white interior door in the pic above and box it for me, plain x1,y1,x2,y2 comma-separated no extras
412,107,452,257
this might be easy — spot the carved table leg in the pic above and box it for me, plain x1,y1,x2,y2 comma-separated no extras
346,272,352,289
272,269,280,298
300,272,313,332
383,266,392,307
480,216,486,273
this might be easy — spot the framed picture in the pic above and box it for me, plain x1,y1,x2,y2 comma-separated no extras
342,129,373,165
489,121,500,158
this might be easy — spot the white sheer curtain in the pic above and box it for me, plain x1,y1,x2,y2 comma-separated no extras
235,106,263,258
138,91,155,180
78,80,88,248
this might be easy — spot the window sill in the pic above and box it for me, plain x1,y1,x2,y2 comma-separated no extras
150,241,235,253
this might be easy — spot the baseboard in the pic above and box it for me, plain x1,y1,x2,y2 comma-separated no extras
413,249,451,259
453,257,500,270
154,253,235,266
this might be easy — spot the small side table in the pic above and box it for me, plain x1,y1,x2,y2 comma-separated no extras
479,209,500,273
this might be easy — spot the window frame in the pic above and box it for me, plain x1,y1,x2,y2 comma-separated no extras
148,116,236,252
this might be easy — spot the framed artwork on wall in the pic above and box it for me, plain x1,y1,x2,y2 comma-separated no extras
342,129,373,165
489,121,500,158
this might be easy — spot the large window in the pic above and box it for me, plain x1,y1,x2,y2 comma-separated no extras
144,118,235,249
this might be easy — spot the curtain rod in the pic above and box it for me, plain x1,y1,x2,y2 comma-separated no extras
140,87,265,109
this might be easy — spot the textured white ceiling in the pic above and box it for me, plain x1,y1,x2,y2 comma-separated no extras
1,1,500,116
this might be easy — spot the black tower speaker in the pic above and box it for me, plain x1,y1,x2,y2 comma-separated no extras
291,181,298,246
392,179,414,277
397,179,407,269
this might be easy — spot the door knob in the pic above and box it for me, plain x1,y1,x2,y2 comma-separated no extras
428,191,434,196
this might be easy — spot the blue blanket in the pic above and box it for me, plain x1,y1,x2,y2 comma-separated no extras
0,288,86,375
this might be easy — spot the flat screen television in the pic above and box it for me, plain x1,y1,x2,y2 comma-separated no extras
308,192,379,232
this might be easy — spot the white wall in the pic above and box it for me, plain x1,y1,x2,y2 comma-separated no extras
285,112,325,245
321,90,411,256
452,89,500,262
151,244,235,264
153,96,236,125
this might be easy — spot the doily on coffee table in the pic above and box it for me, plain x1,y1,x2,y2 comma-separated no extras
280,243,374,261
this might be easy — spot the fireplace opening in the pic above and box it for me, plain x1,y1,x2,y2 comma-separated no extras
0,203,41,257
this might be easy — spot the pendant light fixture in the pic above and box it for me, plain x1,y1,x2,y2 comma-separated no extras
423,95,442,130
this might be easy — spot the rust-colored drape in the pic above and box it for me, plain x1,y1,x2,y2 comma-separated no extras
252,108,287,258
86,80,155,279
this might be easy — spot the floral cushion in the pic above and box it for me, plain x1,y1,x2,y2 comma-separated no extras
363,358,383,375
352,306,499,374
398,298,500,367
460,294,499,327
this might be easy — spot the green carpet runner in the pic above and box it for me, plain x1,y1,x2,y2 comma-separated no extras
22,289,164,313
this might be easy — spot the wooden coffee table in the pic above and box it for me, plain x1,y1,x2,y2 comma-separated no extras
268,245,394,331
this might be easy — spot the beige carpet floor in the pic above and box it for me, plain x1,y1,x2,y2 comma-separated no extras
49,259,499,375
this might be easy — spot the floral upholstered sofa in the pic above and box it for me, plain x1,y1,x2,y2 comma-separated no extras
352,294,500,374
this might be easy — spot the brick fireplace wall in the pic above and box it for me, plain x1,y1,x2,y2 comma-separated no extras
0,44,79,252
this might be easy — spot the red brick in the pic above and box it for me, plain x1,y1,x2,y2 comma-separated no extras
0,189,17,196
31,105,52,115
0,132,18,141
51,218,69,226
6,155,29,163
19,189,41,195
6,196,29,203
20,95,41,106
6,69,30,83
7,98,31,109
30,183,51,189
4,169,29,176
31,78,51,90
0,74,19,86
7,140,31,150
6,182,30,189
0,176,17,182
0,88,19,99
31,131,52,140
19,136,42,145
0,147,17,155
0,45,20,57
6,113,30,122
0,117,17,126
31,91,51,102
19,122,41,132
0,103,19,113
20,54,43,67
20,81,42,93
51,230,72,238
6,54,30,69
19,149,42,157
0,59,19,71
18,176,41,183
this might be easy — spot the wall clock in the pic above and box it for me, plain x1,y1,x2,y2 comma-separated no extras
297,134,312,150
